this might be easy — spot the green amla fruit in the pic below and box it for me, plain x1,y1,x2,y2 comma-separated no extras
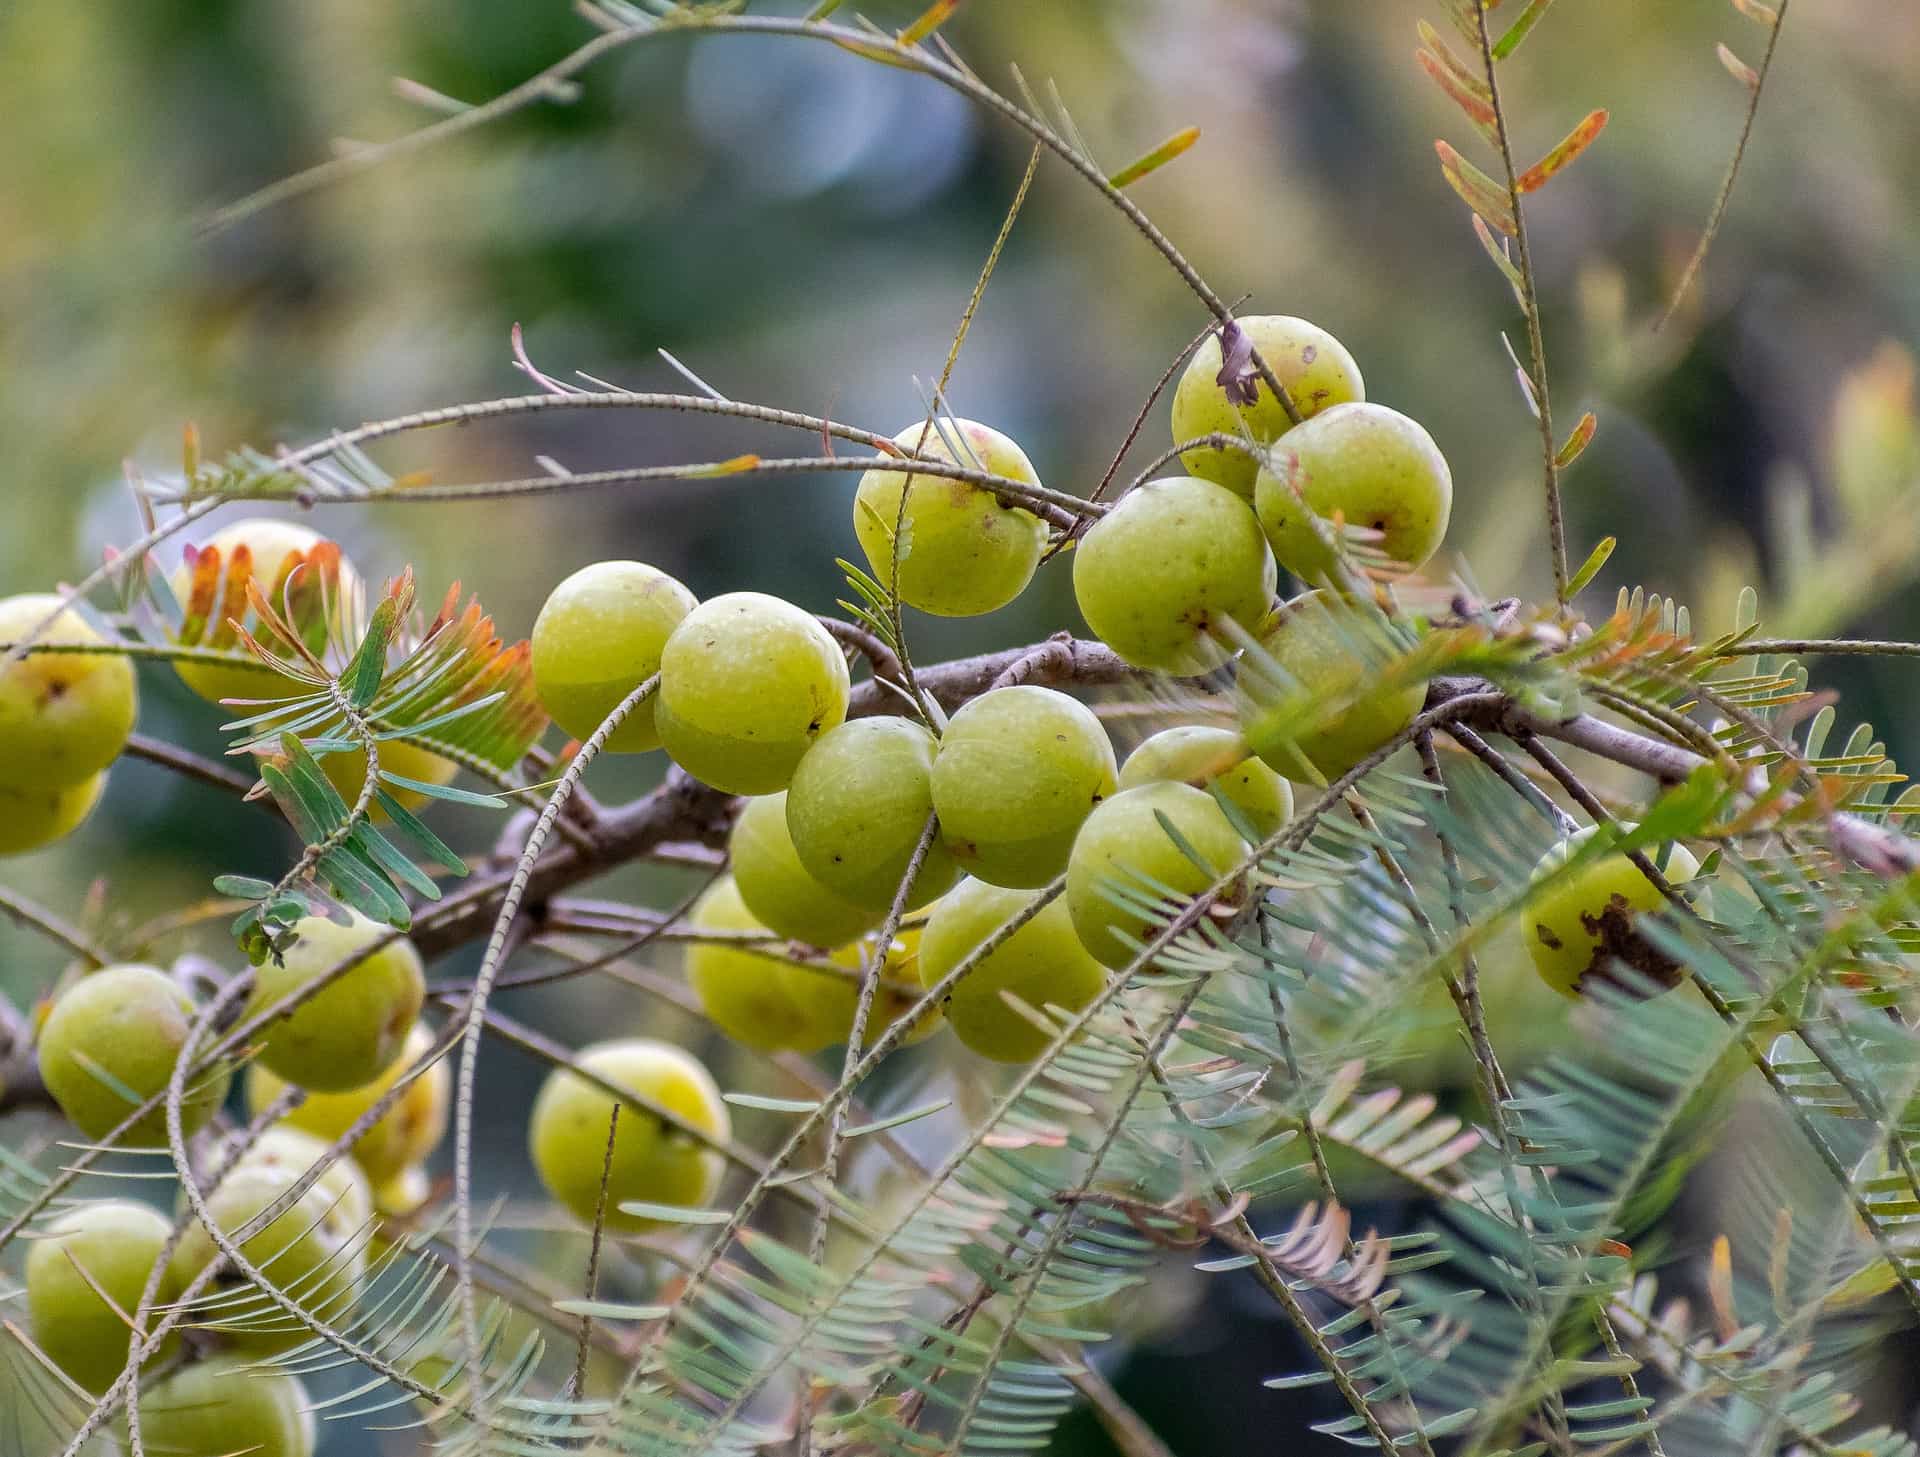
528,1038,729,1233
1254,402,1452,581
0,771,106,856
26,1199,182,1393
169,519,361,706
729,792,883,949
1066,782,1247,969
1236,591,1426,782
687,876,838,1052
531,560,698,753
0,593,136,792
1119,725,1292,841
245,1021,449,1186
1072,476,1277,672
37,964,232,1147
168,1161,369,1354
918,879,1107,1063
1169,315,1365,498
853,419,1049,617
140,1357,315,1457
248,910,425,1094
1528,827,1701,998
656,592,851,795
777,925,943,1052
930,686,1118,889
233,1126,375,1239
785,715,960,910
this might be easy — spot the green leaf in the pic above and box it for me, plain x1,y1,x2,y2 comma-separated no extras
846,1100,951,1137
722,1093,822,1113
348,822,441,902
1492,0,1558,61
343,594,400,707
1564,536,1616,599
373,790,470,877
1107,126,1200,189
616,1201,732,1225
378,772,507,809
212,875,276,900
1434,141,1516,236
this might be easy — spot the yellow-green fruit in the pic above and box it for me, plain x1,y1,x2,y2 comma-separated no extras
1254,402,1452,580
1119,726,1292,841
656,592,851,795
686,877,831,1052
729,792,881,948
0,771,106,856
249,910,424,1094
169,519,361,706
931,687,1118,889
0,593,136,791
235,1127,375,1239
246,1022,449,1186
853,419,1049,617
141,1357,315,1457
1066,783,1245,969
532,561,698,753
1528,828,1701,998
169,1162,369,1353
37,964,231,1148
1237,592,1425,781
778,926,943,1052
26,1200,181,1393
374,1165,433,1217
1072,477,1277,672
528,1038,729,1233
1170,315,1365,498
918,879,1107,1063
785,716,961,910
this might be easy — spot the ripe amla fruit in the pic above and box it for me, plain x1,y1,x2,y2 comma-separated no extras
169,1158,370,1352
853,419,1049,617
1527,827,1701,998
170,519,361,706
930,686,1118,889
780,925,943,1052
729,792,882,949
140,1357,315,1457
26,1199,182,1393
1254,402,1452,581
918,879,1107,1062
0,593,136,792
1066,783,1247,969
1170,315,1365,498
656,592,850,794
0,772,106,856
248,910,425,1094
529,1038,729,1233
1119,725,1293,841
245,1021,449,1186
532,560,698,753
1236,591,1425,782
37,964,232,1147
236,1126,376,1237
785,715,960,911
1072,476,1277,672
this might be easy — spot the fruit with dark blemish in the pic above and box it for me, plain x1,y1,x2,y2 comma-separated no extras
1526,826,1700,998
0,592,136,791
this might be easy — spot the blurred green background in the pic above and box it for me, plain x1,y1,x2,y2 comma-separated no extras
4,1,1920,1452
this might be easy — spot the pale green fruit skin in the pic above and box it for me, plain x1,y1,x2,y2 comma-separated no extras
1170,316,1366,498
169,520,361,706
246,1022,448,1185
930,686,1118,889
853,419,1049,617
374,1164,433,1217
0,594,136,791
1237,592,1426,781
1529,828,1701,998
236,1127,375,1238
1066,783,1247,969
785,716,960,910
532,561,698,753
1254,402,1453,580
656,592,851,794
0,771,105,856
1073,476,1277,672
918,879,1107,1062
169,1164,368,1353
38,964,231,1147
1119,726,1293,841
686,877,831,1052
529,1038,729,1234
26,1200,181,1393
141,1357,315,1457
730,792,881,948
249,911,425,1094
778,926,942,1051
